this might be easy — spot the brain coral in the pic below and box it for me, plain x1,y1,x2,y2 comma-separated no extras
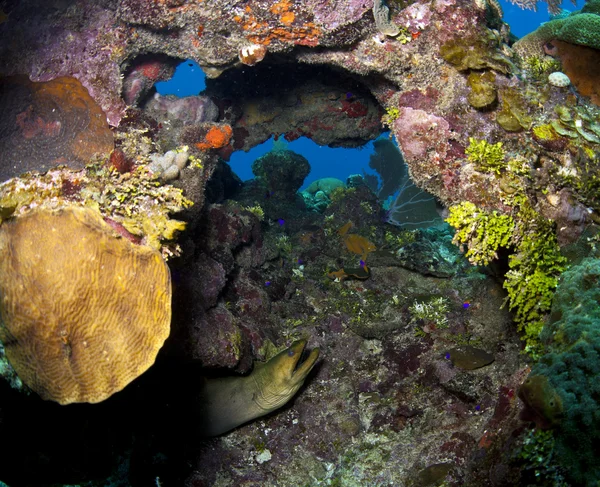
513,11,600,59
0,76,113,183
0,206,171,404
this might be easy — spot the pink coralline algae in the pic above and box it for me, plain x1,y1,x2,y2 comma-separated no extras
0,4,128,126
310,0,372,32
399,2,433,33
393,108,452,163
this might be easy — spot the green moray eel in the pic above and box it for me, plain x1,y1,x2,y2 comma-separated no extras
197,340,320,436
519,374,564,427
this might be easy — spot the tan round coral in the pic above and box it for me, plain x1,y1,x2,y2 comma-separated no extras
0,205,172,404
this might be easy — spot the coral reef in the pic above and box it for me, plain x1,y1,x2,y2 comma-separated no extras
0,0,599,484
0,161,193,256
251,148,310,198
301,177,346,212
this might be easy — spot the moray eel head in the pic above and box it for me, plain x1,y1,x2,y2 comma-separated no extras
518,374,564,428
254,339,320,413
197,339,320,436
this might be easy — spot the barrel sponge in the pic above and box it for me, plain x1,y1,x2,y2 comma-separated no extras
0,205,172,404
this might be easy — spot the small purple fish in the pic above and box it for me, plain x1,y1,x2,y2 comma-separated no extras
359,260,366,268
346,92,354,100
278,218,285,226
475,405,481,411
463,301,471,309
445,353,451,360
265,281,271,287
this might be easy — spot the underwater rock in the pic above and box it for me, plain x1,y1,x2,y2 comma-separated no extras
304,177,346,196
445,346,495,371
122,56,177,106
395,226,470,277
208,64,383,150
251,148,310,199
198,202,263,273
185,305,250,371
144,93,219,125
0,205,171,404
0,1,127,125
188,254,227,311
302,177,346,213
204,159,243,204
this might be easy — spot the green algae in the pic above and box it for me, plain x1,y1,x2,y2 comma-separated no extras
496,87,532,132
0,162,192,258
467,71,497,108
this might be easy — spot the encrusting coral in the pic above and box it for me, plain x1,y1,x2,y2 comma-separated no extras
0,76,114,182
0,160,192,258
0,205,172,404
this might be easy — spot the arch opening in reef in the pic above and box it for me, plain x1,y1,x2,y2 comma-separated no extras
200,62,385,153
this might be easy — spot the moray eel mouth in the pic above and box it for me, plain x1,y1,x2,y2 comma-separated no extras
198,339,320,436
287,339,320,383
286,340,319,382
255,339,320,411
